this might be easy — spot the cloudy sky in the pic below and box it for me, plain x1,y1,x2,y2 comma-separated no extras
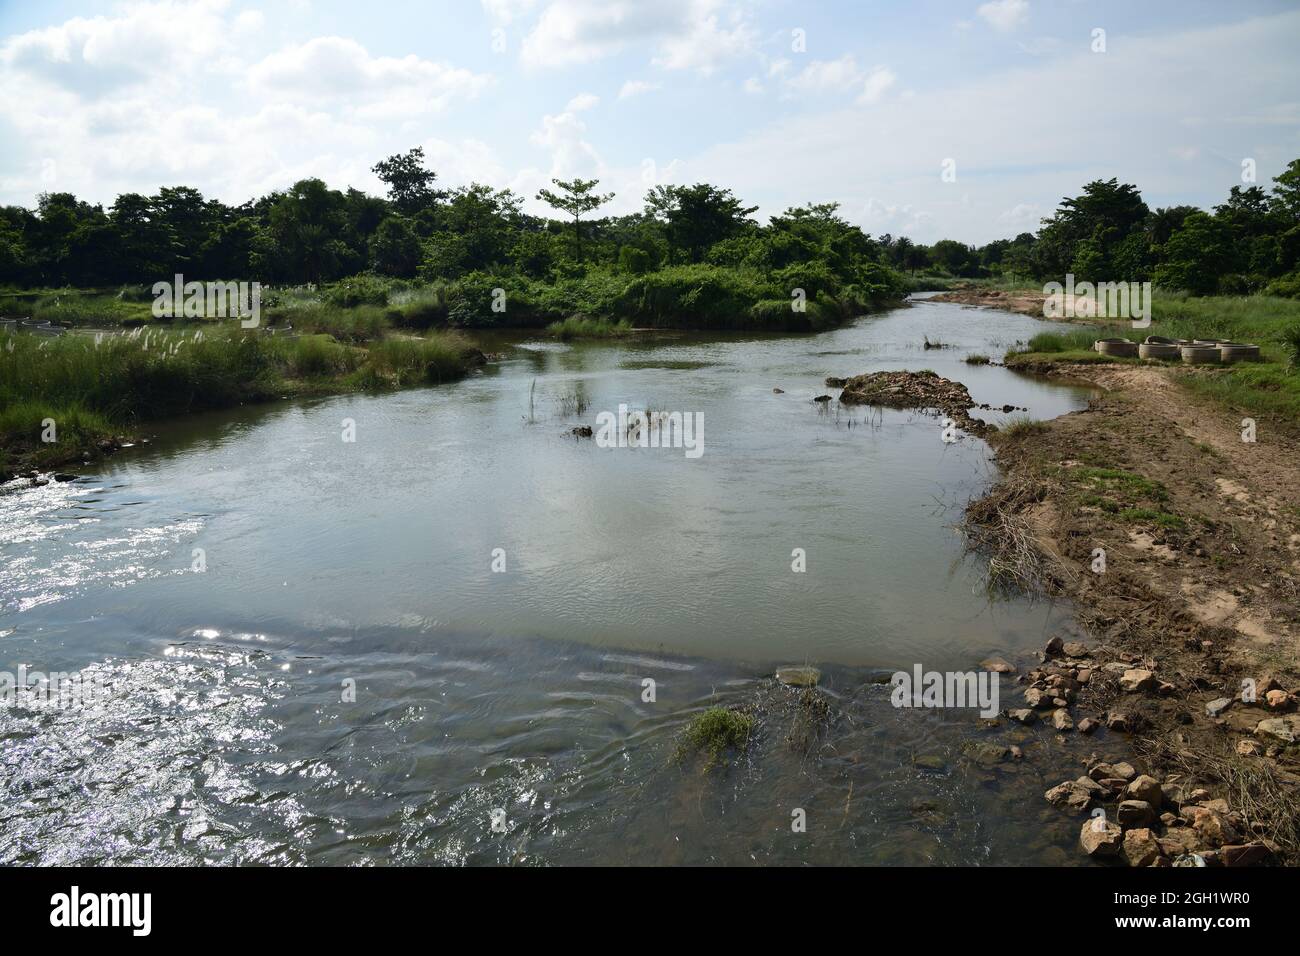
1,0,1298,243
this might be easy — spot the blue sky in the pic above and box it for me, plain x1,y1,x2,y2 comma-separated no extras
1,0,1298,243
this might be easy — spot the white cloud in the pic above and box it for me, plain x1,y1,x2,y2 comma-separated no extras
858,66,896,104
248,37,492,116
618,79,660,98
977,0,1029,33
784,56,896,104
480,0,537,26
565,91,600,111
521,0,755,72
743,76,763,94
787,55,863,94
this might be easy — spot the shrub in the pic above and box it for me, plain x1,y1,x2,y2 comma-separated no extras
323,274,391,308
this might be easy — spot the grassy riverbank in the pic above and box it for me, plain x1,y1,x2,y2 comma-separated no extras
993,292,1300,430
0,326,482,479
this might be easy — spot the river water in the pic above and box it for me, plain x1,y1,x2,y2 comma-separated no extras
0,295,1124,865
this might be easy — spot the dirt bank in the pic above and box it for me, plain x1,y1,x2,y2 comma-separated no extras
965,361,1300,863
932,286,1130,325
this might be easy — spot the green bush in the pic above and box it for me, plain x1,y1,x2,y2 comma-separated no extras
323,274,392,308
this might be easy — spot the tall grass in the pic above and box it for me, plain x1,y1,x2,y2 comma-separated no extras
0,325,480,468
547,315,632,339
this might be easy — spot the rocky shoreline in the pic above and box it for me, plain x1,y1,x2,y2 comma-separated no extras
965,362,1300,866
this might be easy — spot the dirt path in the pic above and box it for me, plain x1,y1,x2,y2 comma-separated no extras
965,362,1300,864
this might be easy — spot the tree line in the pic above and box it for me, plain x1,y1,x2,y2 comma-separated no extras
1,148,1298,300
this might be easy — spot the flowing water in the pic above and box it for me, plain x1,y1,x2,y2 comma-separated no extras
0,295,1124,865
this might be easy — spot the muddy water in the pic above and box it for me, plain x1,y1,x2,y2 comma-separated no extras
0,296,1125,865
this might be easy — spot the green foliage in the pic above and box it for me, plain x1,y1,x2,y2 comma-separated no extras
677,706,754,769
546,315,633,339
323,275,391,308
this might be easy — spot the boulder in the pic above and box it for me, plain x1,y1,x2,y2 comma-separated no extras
776,665,821,687
1078,717,1100,735
1122,828,1162,867
980,656,1016,674
1120,669,1157,693
1106,713,1130,732
1181,806,1239,847
1046,782,1093,813
1254,715,1300,744
1221,843,1271,867
1006,708,1038,724
1045,637,1064,657
1062,641,1090,658
1051,708,1074,731
1117,799,1156,828
1080,818,1123,857
1126,775,1163,807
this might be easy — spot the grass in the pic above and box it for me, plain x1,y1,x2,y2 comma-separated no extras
676,706,755,770
964,353,991,365
999,293,1300,431
999,416,1049,438
0,325,480,476
546,315,633,339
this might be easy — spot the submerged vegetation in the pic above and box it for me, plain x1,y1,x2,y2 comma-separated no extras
676,706,755,770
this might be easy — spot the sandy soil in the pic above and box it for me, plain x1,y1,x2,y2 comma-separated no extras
965,362,1300,863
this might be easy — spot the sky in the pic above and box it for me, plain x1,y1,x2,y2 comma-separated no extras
1,0,1298,244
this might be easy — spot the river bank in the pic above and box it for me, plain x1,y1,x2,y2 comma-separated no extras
0,326,485,482
963,358,1300,864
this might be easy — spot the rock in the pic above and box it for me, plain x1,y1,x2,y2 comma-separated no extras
812,394,832,403
1106,712,1130,732
1044,637,1064,658
1077,668,1092,685
913,754,947,772
1158,828,1201,857
1117,800,1156,828
1122,828,1162,867
1254,715,1300,744
571,425,593,437
1023,686,1053,708
776,665,821,687
1075,776,1108,798
1159,812,1178,827
1006,708,1038,724
1080,818,1123,857
980,656,1016,674
772,388,784,393
52,473,79,482
1046,782,1092,812
1062,641,1090,658
1265,689,1294,711
1078,717,1099,735
1120,669,1157,693
1126,775,1163,807
1235,738,1264,756
1051,708,1074,731
1181,806,1239,847
824,377,847,388
1205,697,1233,718
1089,760,1136,783
1221,843,1271,867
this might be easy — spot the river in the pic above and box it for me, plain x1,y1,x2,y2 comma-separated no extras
0,295,1126,865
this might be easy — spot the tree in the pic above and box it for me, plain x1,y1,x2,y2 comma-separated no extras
1153,212,1231,295
369,215,422,277
536,177,613,260
372,147,445,216
644,183,757,263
